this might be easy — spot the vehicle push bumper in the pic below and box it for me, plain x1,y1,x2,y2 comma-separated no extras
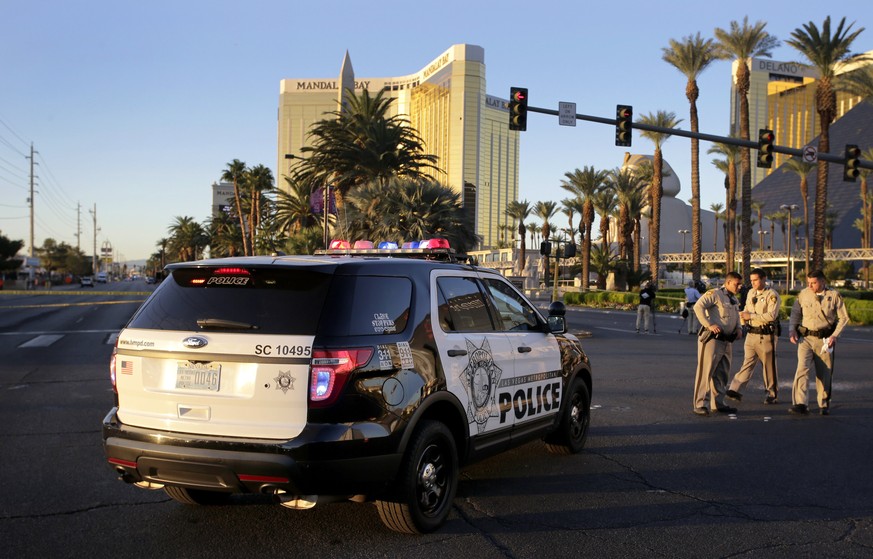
102,408,403,496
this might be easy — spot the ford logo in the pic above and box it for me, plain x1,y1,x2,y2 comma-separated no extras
182,336,208,349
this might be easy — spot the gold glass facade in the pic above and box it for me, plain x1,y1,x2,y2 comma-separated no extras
277,44,519,249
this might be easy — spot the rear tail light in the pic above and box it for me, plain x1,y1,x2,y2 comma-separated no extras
309,348,373,407
109,347,117,393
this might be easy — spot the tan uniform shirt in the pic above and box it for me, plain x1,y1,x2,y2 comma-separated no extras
745,287,781,327
789,287,850,338
694,287,741,336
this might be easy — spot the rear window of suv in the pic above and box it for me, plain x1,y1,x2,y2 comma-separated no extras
126,267,332,335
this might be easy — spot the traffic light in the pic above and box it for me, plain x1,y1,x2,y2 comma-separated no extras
757,129,774,168
509,87,528,131
844,144,861,182
539,240,551,256
615,105,632,147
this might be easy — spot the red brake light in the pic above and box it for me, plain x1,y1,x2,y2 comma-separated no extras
213,267,251,275
309,348,373,407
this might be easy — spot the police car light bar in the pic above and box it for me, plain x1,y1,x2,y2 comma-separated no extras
315,238,459,261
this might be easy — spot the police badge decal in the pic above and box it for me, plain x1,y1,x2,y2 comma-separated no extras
460,338,503,433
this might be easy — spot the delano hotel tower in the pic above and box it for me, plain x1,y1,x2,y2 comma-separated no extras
277,44,518,249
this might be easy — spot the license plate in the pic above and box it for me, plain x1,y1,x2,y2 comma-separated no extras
176,362,221,391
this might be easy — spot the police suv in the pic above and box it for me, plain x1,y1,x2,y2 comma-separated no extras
102,240,593,534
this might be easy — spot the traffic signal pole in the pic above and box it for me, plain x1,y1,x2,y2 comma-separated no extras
521,103,873,170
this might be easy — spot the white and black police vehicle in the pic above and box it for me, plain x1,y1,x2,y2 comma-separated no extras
102,239,593,534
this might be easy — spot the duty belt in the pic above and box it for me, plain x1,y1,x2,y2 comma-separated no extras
797,325,834,338
747,326,768,335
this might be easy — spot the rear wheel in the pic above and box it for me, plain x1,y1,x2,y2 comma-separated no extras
164,486,231,505
375,420,458,534
544,378,590,455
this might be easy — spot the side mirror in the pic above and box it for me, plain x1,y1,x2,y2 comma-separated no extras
548,315,566,334
547,301,566,333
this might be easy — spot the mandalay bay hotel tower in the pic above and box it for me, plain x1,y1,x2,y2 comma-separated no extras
277,44,518,249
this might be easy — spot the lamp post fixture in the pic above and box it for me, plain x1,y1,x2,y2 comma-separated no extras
780,204,799,292
758,229,769,251
678,229,690,285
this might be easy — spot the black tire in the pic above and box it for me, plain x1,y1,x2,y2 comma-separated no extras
375,420,458,534
164,486,231,506
544,377,591,455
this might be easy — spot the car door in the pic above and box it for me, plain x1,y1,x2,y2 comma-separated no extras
479,276,563,435
431,271,516,439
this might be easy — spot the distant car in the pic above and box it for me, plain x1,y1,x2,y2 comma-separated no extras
80,276,94,287
96,272,108,283
145,276,156,284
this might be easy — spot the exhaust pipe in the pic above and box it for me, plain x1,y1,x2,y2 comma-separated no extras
265,487,318,509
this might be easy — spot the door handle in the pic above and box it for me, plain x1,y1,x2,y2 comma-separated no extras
517,346,532,353
447,349,468,357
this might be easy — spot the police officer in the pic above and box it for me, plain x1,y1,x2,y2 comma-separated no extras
684,280,702,334
788,270,850,416
726,268,781,405
692,271,743,416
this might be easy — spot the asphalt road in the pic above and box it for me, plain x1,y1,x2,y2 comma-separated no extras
1,285,872,558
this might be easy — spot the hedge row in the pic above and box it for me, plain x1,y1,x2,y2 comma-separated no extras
563,290,873,326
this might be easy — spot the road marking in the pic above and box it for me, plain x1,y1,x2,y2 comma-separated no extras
0,300,145,309
18,334,64,348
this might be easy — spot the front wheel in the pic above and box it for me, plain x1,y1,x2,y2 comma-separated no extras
544,377,590,455
375,420,458,534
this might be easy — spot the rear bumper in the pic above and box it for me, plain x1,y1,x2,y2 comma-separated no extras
102,408,403,496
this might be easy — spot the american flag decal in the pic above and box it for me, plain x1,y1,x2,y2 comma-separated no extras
121,360,134,374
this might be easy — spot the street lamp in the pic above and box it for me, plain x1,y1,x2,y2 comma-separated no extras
758,229,769,251
780,204,799,292
678,229,689,285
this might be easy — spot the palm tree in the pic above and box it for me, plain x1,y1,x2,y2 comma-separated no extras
781,157,816,275
663,32,719,283
245,164,274,255
590,244,619,290
221,159,249,256
534,200,559,287
294,88,441,226
859,148,873,253
786,16,865,270
838,64,873,99
344,177,480,253
637,110,682,284
167,216,208,262
560,166,608,290
628,187,648,274
708,141,741,271
710,202,724,252
609,167,643,266
204,211,242,258
715,17,780,278
505,200,532,273
592,187,617,255
275,176,320,237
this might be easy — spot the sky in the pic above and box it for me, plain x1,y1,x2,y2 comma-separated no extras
1,0,869,262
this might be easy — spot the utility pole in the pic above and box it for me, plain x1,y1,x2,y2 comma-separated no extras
26,143,38,257
76,202,82,251
90,204,99,275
